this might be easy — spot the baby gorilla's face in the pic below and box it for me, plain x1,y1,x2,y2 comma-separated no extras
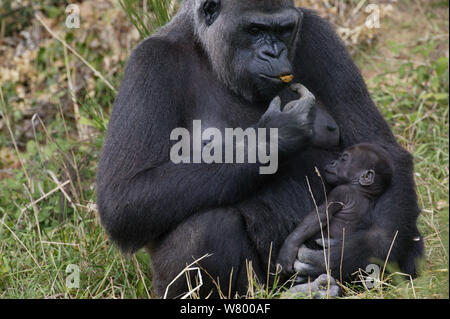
323,143,394,191
324,147,376,186
324,150,355,186
311,106,340,149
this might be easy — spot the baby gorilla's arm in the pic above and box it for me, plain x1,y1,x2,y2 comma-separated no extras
276,195,344,275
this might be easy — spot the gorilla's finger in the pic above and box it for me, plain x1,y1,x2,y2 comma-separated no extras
287,98,315,124
289,83,304,95
287,282,313,295
326,285,341,298
314,238,340,249
290,83,315,101
296,246,327,276
293,260,317,275
288,274,341,298
297,244,322,262
283,100,297,112
314,274,341,298
275,262,291,275
289,83,301,93
328,201,345,215
296,244,308,260
267,96,281,113
315,274,337,286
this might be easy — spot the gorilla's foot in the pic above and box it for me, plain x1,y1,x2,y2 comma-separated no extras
286,274,341,299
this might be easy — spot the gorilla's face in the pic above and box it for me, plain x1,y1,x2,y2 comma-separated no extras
238,10,300,99
196,0,302,102
324,147,377,187
324,150,357,186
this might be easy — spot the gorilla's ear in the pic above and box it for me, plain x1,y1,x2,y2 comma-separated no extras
202,0,221,26
289,8,304,60
359,169,375,186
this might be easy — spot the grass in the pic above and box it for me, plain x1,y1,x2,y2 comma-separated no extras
0,0,448,299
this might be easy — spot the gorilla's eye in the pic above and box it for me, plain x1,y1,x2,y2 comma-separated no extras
203,0,221,26
278,27,293,38
341,153,350,161
248,26,262,36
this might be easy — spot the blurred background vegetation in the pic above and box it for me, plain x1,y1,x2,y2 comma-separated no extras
0,0,448,298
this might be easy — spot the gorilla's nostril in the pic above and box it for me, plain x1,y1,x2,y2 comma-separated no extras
327,124,337,131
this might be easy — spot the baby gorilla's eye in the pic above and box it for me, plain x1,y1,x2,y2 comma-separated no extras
341,153,350,161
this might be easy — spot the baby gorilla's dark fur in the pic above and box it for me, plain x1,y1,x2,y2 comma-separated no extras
277,143,394,274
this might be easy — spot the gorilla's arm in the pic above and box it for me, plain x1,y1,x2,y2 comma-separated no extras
292,9,422,278
96,39,314,252
277,200,344,274
96,40,262,252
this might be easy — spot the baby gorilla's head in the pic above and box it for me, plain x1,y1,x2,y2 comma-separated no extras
324,143,394,194
311,104,340,149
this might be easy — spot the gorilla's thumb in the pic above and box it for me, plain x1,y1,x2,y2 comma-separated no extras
267,96,281,113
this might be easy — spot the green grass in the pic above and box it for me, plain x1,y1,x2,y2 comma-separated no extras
119,0,177,37
0,0,448,299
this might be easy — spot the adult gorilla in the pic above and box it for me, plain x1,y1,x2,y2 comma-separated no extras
97,0,423,297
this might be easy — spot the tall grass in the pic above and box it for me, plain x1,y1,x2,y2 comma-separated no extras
119,0,178,38
0,0,447,299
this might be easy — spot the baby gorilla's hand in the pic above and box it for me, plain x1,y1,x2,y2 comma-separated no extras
276,237,300,275
277,201,343,276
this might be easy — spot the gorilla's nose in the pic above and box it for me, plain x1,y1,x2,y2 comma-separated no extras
261,44,283,59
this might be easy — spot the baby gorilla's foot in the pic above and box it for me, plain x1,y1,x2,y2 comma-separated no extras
286,274,341,299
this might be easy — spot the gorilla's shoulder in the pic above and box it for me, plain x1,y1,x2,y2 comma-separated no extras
296,6,320,17
296,7,335,31
125,36,192,76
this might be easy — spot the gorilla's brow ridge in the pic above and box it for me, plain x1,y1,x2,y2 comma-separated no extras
239,12,298,29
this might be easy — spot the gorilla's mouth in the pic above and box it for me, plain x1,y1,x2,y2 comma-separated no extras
259,74,292,84
259,74,282,83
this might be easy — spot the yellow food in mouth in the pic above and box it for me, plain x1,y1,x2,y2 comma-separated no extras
280,74,294,83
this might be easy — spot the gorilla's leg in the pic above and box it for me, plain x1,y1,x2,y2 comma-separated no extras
149,209,263,298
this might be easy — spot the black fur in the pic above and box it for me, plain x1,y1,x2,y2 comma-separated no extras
97,1,423,298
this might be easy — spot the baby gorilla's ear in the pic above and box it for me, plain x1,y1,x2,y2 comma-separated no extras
359,169,375,186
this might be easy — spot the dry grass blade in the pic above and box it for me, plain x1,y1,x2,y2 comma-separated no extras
0,218,42,270
163,254,211,299
34,13,116,93
20,180,71,214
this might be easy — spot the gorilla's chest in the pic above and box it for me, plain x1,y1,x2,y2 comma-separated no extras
189,90,264,131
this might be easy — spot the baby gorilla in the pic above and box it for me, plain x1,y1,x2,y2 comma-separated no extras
277,143,394,275
310,102,340,150
286,83,340,150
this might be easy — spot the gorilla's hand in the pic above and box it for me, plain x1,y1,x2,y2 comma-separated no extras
276,235,300,275
286,274,341,298
283,83,316,112
259,84,316,154
277,202,344,276
294,239,340,278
